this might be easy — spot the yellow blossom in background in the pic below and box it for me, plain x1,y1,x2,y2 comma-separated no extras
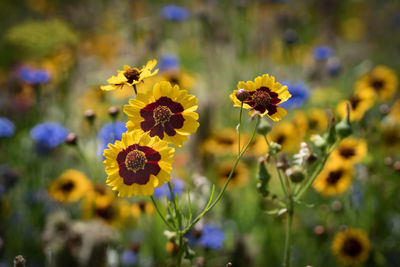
48,169,92,203
336,91,375,121
355,65,398,101
100,59,158,91
388,99,400,122
104,130,174,197
202,129,238,156
313,161,353,196
330,137,367,165
230,74,291,122
215,161,250,189
267,122,301,152
124,81,199,147
293,109,328,136
131,201,154,217
332,228,371,265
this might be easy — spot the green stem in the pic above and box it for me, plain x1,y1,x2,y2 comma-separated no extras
133,84,137,95
238,102,244,154
283,198,294,267
150,196,174,230
168,182,184,267
185,116,260,232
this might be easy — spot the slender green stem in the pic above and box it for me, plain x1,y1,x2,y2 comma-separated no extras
185,116,260,232
238,102,244,154
283,198,294,267
168,182,184,267
133,84,137,95
150,196,174,230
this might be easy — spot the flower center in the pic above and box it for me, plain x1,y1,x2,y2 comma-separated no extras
371,79,384,91
342,237,363,257
124,68,141,83
350,95,361,109
60,181,75,192
326,170,343,185
125,150,147,172
153,105,172,125
252,91,271,107
339,147,356,159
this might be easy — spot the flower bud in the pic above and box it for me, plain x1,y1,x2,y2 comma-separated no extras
108,106,119,118
268,142,282,155
326,115,337,145
286,165,305,183
65,133,77,145
84,109,96,122
335,104,352,139
236,89,249,102
257,118,272,135
311,134,327,149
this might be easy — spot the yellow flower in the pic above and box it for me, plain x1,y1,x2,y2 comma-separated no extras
267,122,301,152
355,65,398,101
202,129,238,156
100,59,158,91
85,198,130,226
124,81,199,147
104,130,174,197
245,134,269,157
229,74,291,122
388,99,400,122
48,170,92,203
332,228,371,265
293,109,328,136
330,138,367,164
313,161,353,196
336,91,374,121
131,201,154,217
215,161,250,189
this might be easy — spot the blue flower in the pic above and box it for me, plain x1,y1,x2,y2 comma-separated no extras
161,5,190,21
313,46,334,60
18,66,50,85
121,249,138,266
279,81,310,109
98,121,127,156
159,54,180,72
153,178,184,199
30,122,68,151
0,117,15,138
198,224,225,250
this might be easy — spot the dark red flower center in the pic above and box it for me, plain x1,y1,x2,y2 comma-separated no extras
140,97,185,139
371,79,384,91
326,170,343,185
244,87,281,115
350,95,361,109
125,150,147,172
60,181,75,193
342,237,363,257
117,144,161,185
339,147,356,159
124,68,141,83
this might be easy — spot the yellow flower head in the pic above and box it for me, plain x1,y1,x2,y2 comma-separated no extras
355,65,398,101
48,169,92,203
100,59,158,91
229,74,291,121
124,81,199,147
202,129,238,156
313,160,353,196
332,228,371,265
336,91,375,121
104,130,175,197
131,201,154,217
215,161,250,189
267,122,301,152
331,137,367,165
293,109,328,136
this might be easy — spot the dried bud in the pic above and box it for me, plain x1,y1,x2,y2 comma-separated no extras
286,165,305,183
379,104,390,115
84,109,96,122
108,106,119,118
394,161,400,171
236,88,249,102
65,133,77,145
226,263,233,267
384,157,393,166
331,200,342,212
257,118,272,135
283,28,298,45
277,153,290,170
313,225,325,236
14,255,25,267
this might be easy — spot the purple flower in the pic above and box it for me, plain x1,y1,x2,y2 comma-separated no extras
0,117,15,138
159,54,180,72
153,178,184,199
98,121,127,157
279,81,310,109
18,66,50,85
161,5,190,21
30,122,68,151
313,46,334,60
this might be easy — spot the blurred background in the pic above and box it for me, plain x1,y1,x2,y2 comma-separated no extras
0,0,400,266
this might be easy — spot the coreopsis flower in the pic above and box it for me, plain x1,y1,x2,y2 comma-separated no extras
202,129,238,156
216,161,249,189
103,130,174,197
293,109,328,136
267,122,301,152
124,81,199,147
336,91,374,121
355,65,398,101
332,228,371,265
48,170,92,203
330,138,367,165
313,161,353,196
229,74,291,121
100,60,158,91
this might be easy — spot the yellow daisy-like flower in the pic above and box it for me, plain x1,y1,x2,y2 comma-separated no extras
104,130,174,197
267,122,301,152
202,129,238,156
336,91,374,121
293,109,328,136
124,81,199,147
332,228,371,265
84,198,131,226
330,137,367,165
215,161,250,189
131,201,154,217
355,65,398,101
48,169,92,203
100,59,158,91
313,161,353,196
229,74,291,122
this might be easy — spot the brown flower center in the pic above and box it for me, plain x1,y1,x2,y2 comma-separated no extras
124,68,141,83
276,134,286,145
252,91,271,107
153,105,172,125
339,147,356,159
371,79,384,91
342,237,363,257
350,95,361,109
326,170,343,185
60,181,75,192
125,150,147,172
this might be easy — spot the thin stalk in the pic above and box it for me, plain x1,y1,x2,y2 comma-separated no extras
150,196,174,230
168,182,184,267
283,198,294,267
238,103,244,154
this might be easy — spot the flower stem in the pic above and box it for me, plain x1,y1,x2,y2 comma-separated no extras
150,196,174,230
238,102,244,154
283,197,294,267
168,182,184,267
